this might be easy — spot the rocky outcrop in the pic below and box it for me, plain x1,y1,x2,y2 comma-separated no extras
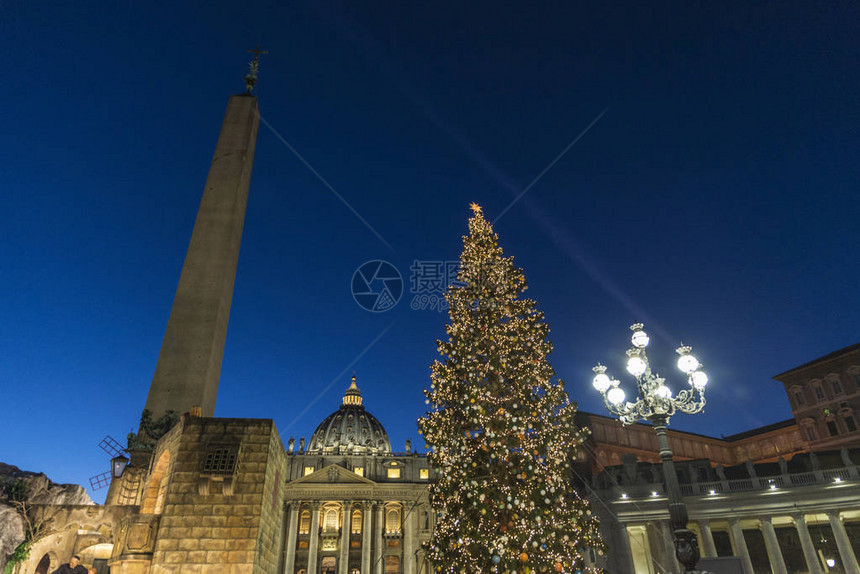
0,504,25,570
0,463,93,569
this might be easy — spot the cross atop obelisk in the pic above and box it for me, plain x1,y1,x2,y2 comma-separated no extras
244,45,268,94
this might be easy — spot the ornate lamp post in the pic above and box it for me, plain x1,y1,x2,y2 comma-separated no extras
592,323,709,573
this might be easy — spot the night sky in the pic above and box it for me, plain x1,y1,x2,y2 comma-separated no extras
2,2,858,502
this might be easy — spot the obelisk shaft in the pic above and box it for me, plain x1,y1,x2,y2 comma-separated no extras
143,94,259,422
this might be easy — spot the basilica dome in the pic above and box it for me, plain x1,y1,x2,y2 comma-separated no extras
307,376,392,455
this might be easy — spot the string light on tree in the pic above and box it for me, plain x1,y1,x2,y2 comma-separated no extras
419,204,605,573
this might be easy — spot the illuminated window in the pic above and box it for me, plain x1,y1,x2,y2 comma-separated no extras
299,510,310,534
354,467,364,477
386,508,401,533
324,508,339,532
352,510,362,534
387,468,401,479
304,466,315,476
419,468,429,480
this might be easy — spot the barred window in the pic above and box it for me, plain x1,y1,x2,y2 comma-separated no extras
202,448,237,474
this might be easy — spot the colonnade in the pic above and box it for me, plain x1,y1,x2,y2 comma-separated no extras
283,500,422,574
627,511,859,574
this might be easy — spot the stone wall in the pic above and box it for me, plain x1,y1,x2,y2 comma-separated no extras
253,428,287,573
147,417,284,574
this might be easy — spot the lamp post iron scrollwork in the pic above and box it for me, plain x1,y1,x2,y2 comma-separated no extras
592,323,710,573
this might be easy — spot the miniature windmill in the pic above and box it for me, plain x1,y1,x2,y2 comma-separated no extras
88,435,129,491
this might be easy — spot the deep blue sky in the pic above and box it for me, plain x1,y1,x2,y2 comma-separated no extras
2,2,858,501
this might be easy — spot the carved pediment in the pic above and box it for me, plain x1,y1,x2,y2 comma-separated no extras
292,464,376,485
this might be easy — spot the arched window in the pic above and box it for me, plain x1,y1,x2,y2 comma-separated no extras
351,510,362,533
385,507,401,534
324,508,339,532
299,510,311,534
812,381,826,402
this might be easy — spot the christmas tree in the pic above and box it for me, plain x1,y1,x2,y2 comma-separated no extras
418,204,605,574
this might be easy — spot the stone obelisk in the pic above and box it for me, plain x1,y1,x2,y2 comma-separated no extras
140,58,262,437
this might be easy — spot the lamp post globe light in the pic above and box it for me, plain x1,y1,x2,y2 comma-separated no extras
592,323,709,573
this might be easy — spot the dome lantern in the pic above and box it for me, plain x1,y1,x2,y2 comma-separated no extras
343,375,363,406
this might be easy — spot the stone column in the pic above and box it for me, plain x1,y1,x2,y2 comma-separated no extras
374,502,385,574
827,511,860,574
729,518,754,574
308,503,321,574
793,515,823,574
361,502,372,574
698,519,717,558
660,521,679,573
284,504,299,574
610,520,635,573
339,501,351,574
404,503,417,574
761,518,788,574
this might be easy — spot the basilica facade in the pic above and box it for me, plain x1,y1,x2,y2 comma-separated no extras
280,378,433,574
